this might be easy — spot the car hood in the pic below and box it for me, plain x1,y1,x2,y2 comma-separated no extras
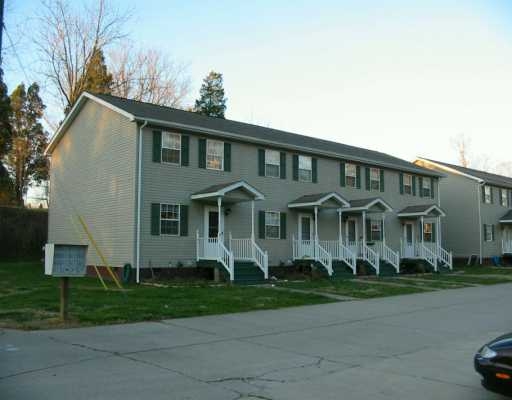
488,333,512,351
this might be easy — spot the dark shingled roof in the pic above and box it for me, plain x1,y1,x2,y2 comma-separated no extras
500,210,512,222
192,181,243,196
348,197,382,208
289,192,337,204
92,93,442,177
422,158,512,189
397,204,444,215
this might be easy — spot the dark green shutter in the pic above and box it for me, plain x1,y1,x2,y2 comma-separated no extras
379,169,385,192
380,220,384,241
366,219,372,242
312,158,318,183
356,165,361,189
181,135,189,166
399,173,404,194
482,186,486,203
198,138,206,168
430,178,435,199
292,155,299,181
258,149,265,176
152,131,162,163
224,143,231,171
365,167,371,191
151,203,160,236
280,212,287,239
280,152,286,179
492,224,495,241
258,211,265,239
412,176,416,196
490,187,494,204
509,190,512,207
179,205,188,236
431,222,436,243
419,177,423,197
500,188,504,205
340,162,346,187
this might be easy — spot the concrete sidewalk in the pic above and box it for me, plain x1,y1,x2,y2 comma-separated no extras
2,284,512,399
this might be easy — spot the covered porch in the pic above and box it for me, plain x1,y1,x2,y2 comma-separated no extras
500,210,512,255
397,204,452,270
341,198,399,273
191,180,268,281
288,192,356,276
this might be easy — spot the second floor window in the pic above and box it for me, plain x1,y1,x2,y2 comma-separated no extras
265,150,280,178
206,139,224,170
403,174,412,195
162,132,181,164
265,211,280,239
484,186,492,204
501,189,508,207
160,204,180,235
370,168,380,190
298,155,312,182
422,177,431,197
346,163,357,187
484,224,494,242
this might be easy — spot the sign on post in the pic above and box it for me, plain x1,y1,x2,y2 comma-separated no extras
44,244,88,321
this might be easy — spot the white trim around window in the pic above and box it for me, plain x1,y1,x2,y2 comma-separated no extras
161,131,181,164
484,185,492,204
265,149,280,178
298,155,312,182
422,177,431,197
370,168,380,191
501,189,508,207
265,211,281,239
160,204,180,236
403,174,412,195
370,220,382,241
206,139,224,171
346,163,357,187
484,224,494,242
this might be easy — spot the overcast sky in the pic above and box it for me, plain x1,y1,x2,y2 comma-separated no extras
4,0,512,170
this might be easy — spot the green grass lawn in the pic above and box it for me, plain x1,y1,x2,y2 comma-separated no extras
277,279,431,298
453,265,512,275
0,262,334,330
380,277,470,289
415,273,512,285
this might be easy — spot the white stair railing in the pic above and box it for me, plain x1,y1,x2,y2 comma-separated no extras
218,239,234,281
437,245,453,270
419,243,437,271
375,242,400,273
315,240,333,276
228,233,268,279
319,240,356,274
362,244,380,275
253,240,269,279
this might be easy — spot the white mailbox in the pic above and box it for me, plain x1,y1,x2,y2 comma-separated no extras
44,244,88,277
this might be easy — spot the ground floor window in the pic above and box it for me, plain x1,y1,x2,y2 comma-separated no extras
370,220,382,241
161,204,180,235
423,222,433,242
484,224,495,242
265,211,280,239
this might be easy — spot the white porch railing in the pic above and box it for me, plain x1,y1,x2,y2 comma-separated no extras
436,245,453,270
319,240,356,274
229,233,269,279
292,236,332,276
196,230,234,280
374,242,400,273
503,240,512,255
315,240,333,276
401,240,437,271
362,244,380,275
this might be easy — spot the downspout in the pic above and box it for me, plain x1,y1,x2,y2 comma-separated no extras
477,182,484,265
136,120,148,283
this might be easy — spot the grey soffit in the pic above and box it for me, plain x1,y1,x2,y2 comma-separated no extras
288,192,349,208
190,180,265,201
397,204,446,217
92,93,442,177
422,158,512,189
500,210,512,223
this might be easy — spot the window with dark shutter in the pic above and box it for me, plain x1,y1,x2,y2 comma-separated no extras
151,203,160,235
198,138,206,168
181,135,189,166
280,152,286,179
224,143,231,171
152,131,162,163
179,205,188,236
258,149,265,176
280,213,287,239
292,155,299,181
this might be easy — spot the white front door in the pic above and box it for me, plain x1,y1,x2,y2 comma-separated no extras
298,213,314,258
346,218,359,255
204,206,224,258
403,222,415,258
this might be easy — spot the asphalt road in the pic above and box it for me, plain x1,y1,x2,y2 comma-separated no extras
2,284,512,399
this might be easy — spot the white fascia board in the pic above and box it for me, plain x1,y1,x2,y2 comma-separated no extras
414,158,482,183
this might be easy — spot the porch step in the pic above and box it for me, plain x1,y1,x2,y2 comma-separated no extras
357,260,377,276
379,261,398,277
233,261,265,285
331,260,355,279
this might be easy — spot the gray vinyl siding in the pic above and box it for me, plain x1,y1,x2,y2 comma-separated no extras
481,185,509,257
48,100,138,268
140,127,440,267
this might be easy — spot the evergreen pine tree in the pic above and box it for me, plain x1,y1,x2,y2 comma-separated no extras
194,71,227,118
0,69,14,205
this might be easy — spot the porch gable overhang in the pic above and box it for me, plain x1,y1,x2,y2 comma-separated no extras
190,180,265,202
288,192,350,209
397,204,446,218
342,197,393,213
500,210,512,224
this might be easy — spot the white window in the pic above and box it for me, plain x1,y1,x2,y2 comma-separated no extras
403,174,412,195
501,189,508,207
423,223,433,242
484,224,494,242
370,168,380,191
162,132,181,164
422,177,431,197
161,204,180,235
206,139,224,170
484,186,492,204
346,163,357,188
298,155,312,182
370,220,382,241
265,211,280,239
265,149,280,178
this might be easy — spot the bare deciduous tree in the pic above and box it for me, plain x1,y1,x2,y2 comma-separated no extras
36,0,128,112
109,44,190,107
450,133,471,168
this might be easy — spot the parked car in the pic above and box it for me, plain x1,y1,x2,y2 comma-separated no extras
475,333,512,395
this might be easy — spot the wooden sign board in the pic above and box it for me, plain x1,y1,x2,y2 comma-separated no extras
45,244,88,277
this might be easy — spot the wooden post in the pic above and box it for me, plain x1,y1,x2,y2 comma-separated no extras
60,277,69,322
